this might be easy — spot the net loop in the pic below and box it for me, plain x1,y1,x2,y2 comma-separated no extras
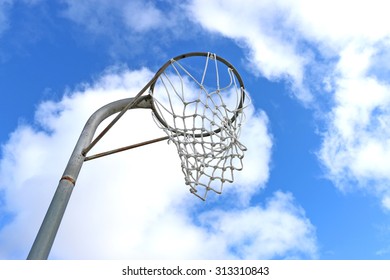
151,52,250,200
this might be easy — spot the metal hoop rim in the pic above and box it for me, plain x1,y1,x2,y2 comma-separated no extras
149,52,246,138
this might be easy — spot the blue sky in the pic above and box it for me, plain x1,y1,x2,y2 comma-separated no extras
1,0,390,259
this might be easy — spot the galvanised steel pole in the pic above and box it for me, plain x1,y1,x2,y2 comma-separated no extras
27,95,152,259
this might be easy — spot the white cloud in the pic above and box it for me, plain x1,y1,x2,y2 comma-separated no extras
199,191,318,259
0,65,317,259
60,0,123,34
0,0,13,35
293,3,390,210
187,0,312,103
319,45,390,202
122,1,164,32
382,196,390,211
59,0,190,58
61,0,176,34
285,0,390,52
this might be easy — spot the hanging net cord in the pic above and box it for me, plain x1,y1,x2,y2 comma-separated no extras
151,54,249,200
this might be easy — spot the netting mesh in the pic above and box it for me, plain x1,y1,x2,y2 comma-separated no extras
151,53,249,200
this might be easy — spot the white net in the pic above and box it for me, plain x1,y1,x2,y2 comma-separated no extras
151,53,249,200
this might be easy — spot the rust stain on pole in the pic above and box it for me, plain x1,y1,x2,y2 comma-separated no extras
60,175,76,186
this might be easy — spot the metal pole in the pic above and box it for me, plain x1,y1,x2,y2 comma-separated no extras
27,95,152,259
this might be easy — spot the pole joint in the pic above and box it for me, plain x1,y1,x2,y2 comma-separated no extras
60,175,76,186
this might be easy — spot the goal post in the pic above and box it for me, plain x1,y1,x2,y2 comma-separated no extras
27,52,249,259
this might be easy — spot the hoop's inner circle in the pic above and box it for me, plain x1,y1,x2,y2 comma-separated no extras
149,52,246,138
